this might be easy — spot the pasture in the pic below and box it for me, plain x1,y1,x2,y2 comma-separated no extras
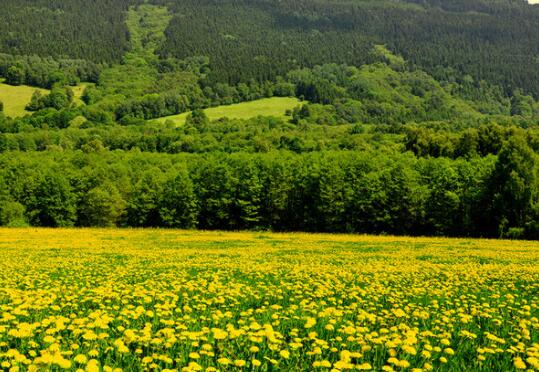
154,97,304,125
0,228,537,371
0,80,49,118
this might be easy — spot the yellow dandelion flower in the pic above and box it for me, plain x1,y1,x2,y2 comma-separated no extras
305,318,317,329
279,350,290,359
514,358,526,370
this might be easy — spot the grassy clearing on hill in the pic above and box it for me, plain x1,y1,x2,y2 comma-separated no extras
154,97,305,125
0,228,537,371
0,79,49,117
72,83,92,106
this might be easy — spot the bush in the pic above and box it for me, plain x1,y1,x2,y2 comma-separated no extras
0,201,28,227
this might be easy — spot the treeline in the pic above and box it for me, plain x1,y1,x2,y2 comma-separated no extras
158,0,539,98
0,146,537,239
0,54,100,89
405,123,539,159
2,104,539,158
0,0,136,63
0,114,376,153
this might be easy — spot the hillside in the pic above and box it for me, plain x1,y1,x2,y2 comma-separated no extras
0,0,538,97
160,0,539,97
0,1,538,238
0,0,133,63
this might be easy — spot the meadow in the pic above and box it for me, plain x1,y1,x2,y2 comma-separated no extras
0,80,89,118
0,228,537,371
154,97,304,126
0,80,49,118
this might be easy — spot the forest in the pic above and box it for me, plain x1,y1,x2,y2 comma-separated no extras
0,0,538,238
157,0,539,97
0,146,537,240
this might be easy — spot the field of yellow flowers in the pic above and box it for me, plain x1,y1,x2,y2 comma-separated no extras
0,228,538,371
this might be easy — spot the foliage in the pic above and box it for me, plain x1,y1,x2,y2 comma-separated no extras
0,0,134,63
0,149,527,238
158,0,539,97
0,1,538,241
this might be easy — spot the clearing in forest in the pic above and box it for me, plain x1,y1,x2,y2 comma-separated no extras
0,228,537,371
0,79,49,118
154,97,305,125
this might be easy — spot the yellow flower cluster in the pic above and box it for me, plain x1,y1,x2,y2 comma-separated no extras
0,228,538,371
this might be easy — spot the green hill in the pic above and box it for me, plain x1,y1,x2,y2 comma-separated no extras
159,0,539,97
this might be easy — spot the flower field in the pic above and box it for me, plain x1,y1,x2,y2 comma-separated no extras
0,228,538,371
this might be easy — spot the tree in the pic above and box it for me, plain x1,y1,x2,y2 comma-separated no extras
26,91,43,111
229,157,263,229
0,201,28,227
27,173,76,227
126,170,165,227
6,65,25,85
159,170,198,228
195,161,236,229
511,90,534,118
79,183,126,227
489,136,537,236
318,159,347,232
0,176,27,226
186,109,209,127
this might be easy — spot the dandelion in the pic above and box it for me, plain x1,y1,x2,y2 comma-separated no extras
74,355,88,364
234,360,246,367
514,358,526,370
1,229,537,372
304,317,317,329
217,358,231,365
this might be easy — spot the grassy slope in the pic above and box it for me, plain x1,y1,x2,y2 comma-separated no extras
154,97,305,125
98,5,171,98
0,79,90,117
0,79,49,118
72,83,93,106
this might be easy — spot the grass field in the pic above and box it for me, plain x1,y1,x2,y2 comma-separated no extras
0,229,538,371
154,97,304,125
0,79,49,118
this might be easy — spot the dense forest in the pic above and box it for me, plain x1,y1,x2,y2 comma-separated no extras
157,0,539,97
1,0,538,97
0,0,538,238
0,0,134,63
0,147,537,240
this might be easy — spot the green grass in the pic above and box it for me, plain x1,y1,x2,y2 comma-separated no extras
154,97,305,125
72,83,92,106
0,79,49,118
